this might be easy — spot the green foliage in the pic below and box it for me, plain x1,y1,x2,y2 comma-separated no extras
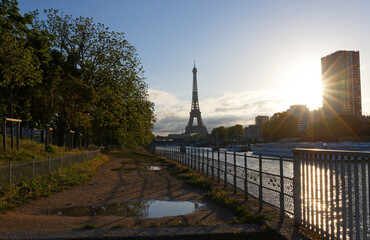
211,125,244,141
0,3,155,148
0,154,109,212
0,137,82,163
306,115,370,142
46,145,56,153
76,224,98,229
206,189,265,223
262,112,298,142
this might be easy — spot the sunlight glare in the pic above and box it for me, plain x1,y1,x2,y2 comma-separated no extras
282,61,322,111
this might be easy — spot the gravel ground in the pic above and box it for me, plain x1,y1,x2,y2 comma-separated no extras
0,153,265,239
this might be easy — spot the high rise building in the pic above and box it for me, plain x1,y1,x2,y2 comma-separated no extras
321,50,362,118
286,105,312,132
185,63,208,135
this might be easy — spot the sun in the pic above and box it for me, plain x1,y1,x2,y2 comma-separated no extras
282,61,323,111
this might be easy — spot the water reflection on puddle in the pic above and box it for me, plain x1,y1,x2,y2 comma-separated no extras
48,200,206,218
147,166,164,170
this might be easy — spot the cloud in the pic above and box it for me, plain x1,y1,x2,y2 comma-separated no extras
148,89,291,135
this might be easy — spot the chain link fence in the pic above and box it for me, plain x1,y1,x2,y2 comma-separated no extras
0,149,100,188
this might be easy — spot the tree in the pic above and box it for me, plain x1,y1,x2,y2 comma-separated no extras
262,112,298,142
0,1,43,119
211,126,226,140
36,9,155,147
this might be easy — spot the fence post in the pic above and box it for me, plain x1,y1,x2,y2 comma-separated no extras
244,153,248,200
259,155,263,210
233,152,237,193
3,116,6,151
279,156,285,218
293,150,302,224
224,151,227,187
48,157,50,174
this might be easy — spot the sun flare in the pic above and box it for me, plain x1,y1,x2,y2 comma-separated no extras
282,61,323,111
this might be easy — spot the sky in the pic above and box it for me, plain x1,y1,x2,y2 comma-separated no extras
19,0,370,135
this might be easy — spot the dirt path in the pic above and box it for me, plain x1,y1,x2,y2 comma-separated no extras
0,153,233,231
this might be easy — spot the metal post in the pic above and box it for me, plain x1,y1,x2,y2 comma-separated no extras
202,149,204,174
293,151,302,224
198,149,201,172
45,129,48,152
244,153,248,200
206,149,209,177
259,155,263,210
65,132,69,152
224,151,227,187
279,156,284,218
233,152,237,193
2,116,6,150
211,150,214,179
217,150,220,183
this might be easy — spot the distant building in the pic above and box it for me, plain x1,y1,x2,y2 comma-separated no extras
287,105,312,132
255,116,269,127
245,115,269,142
321,50,362,118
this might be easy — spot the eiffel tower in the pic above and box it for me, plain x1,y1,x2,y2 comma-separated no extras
185,63,208,135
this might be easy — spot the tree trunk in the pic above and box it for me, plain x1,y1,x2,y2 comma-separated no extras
40,130,44,143
57,122,65,146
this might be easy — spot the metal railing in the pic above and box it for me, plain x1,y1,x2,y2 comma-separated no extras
0,149,100,188
157,146,370,240
156,146,294,216
293,148,370,240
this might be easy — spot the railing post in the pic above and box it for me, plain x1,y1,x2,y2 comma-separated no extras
198,149,201,172
259,155,263,210
244,153,248,200
211,150,214,179
224,151,227,187
206,149,209,177
233,152,237,193
293,150,302,224
279,156,284,218
191,148,193,169
217,150,220,183
202,149,205,174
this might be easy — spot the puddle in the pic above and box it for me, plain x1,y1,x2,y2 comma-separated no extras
147,166,166,170
48,200,206,218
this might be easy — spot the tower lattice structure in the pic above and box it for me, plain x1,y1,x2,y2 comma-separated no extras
185,63,208,135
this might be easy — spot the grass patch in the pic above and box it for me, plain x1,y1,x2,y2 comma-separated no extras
206,189,265,223
76,224,98,229
110,224,125,229
0,154,110,213
0,136,83,163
